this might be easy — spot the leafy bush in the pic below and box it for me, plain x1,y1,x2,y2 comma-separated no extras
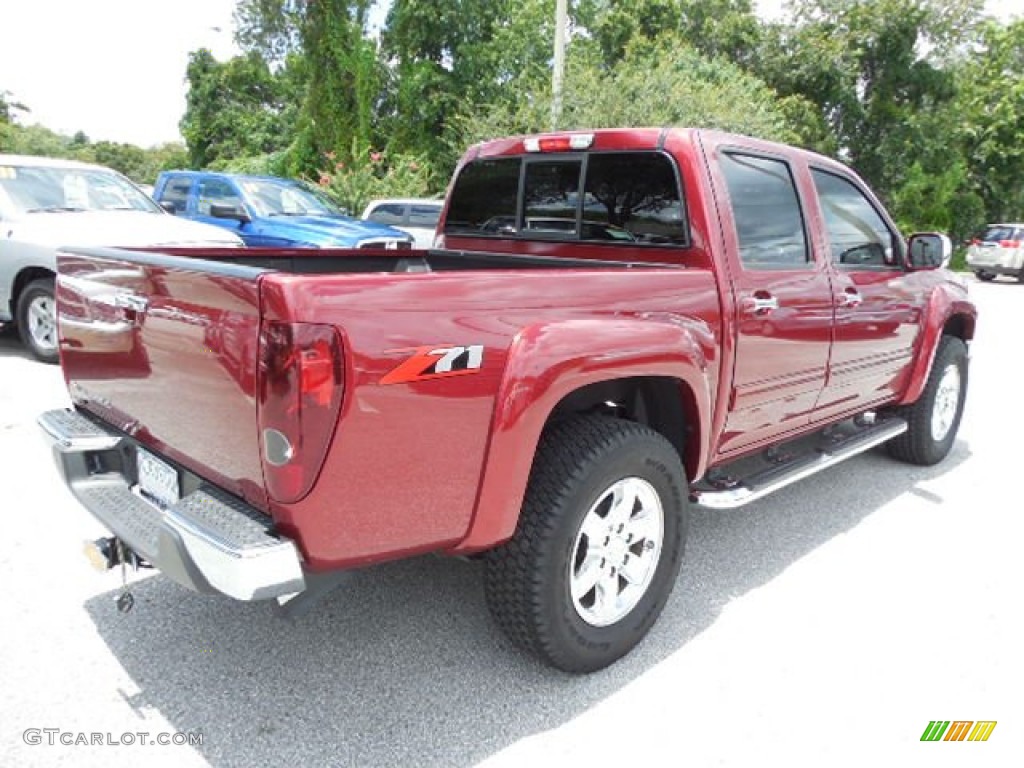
315,142,435,216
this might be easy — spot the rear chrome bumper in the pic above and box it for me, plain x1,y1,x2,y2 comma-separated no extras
38,408,306,601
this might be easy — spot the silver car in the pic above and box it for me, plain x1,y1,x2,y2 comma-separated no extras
966,223,1024,282
0,155,243,362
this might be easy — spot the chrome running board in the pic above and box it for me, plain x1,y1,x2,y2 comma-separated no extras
692,418,908,510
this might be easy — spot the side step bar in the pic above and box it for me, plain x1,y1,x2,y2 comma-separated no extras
692,418,908,510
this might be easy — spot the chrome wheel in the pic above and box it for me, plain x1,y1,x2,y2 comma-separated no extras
27,294,57,352
930,363,961,442
570,476,664,627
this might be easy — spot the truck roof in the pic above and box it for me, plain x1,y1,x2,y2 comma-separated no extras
468,127,848,175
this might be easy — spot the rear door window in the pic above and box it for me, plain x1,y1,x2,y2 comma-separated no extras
720,153,809,269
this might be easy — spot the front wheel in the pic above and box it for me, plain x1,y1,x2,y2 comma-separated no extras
975,270,996,282
887,336,968,466
16,277,59,363
484,415,688,673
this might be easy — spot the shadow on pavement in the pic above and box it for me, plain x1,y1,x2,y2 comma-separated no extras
0,327,36,361
84,440,971,768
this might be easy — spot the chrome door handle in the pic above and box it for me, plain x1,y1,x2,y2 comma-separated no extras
838,290,862,308
113,294,148,313
742,295,779,314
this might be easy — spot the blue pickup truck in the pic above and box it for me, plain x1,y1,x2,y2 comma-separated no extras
152,171,413,249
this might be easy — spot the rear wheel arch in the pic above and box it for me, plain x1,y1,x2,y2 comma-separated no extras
455,362,711,555
547,375,701,483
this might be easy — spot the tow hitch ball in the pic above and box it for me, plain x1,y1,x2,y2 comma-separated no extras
83,537,150,614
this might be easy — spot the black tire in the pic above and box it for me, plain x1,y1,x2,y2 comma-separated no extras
484,415,688,673
16,277,59,363
975,271,996,282
887,336,968,466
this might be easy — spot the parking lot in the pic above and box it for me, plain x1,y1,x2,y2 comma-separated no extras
0,277,1020,768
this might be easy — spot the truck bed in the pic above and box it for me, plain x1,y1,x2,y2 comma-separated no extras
54,244,717,569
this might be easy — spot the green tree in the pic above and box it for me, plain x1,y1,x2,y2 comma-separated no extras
460,34,804,146
758,0,983,195
1,90,28,151
579,0,762,67
382,0,496,162
234,0,304,63
180,49,299,168
295,0,381,170
955,19,1024,222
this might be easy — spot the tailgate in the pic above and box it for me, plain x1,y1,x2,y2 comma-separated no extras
56,247,270,511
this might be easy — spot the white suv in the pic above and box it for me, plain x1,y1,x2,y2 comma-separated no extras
362,198,443,249
966,223,1024,282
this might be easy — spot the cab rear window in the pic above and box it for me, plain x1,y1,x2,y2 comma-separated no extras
445,152,687,246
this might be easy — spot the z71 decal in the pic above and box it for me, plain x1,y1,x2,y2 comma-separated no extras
381,344,485,385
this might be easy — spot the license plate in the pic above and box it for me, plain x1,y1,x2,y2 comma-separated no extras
137,448,180,508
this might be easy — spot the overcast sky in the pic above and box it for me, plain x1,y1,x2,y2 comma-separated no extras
2,0,1023,148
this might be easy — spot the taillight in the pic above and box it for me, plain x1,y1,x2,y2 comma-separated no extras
998,239,1021,248
258,321,344,504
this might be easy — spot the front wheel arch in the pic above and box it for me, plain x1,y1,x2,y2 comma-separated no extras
10,266,55,320
15,276,59,363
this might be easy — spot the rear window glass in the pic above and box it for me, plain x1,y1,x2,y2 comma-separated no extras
444,159,520,236
978,226,1021,243
445,151,687,246
583,153,685,244
524,160,582,237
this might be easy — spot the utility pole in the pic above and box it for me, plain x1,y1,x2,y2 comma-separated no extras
552,0,568,130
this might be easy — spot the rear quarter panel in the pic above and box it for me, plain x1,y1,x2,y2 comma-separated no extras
260,267,720,569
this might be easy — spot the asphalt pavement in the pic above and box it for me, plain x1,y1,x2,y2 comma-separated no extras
0,276,1020,768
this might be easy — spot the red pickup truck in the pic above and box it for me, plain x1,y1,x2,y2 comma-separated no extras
39,128,975,672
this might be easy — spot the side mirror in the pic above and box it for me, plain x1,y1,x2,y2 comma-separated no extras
159,201,178,214
907,232,952,270
209,204,250,224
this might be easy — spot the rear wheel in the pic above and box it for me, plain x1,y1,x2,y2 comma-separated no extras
484,415,687,673
975,270,996,282
887,336,968,466
16,277,59,363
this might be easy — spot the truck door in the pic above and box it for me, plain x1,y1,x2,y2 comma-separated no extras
710,148,835,454
807,167,925,418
